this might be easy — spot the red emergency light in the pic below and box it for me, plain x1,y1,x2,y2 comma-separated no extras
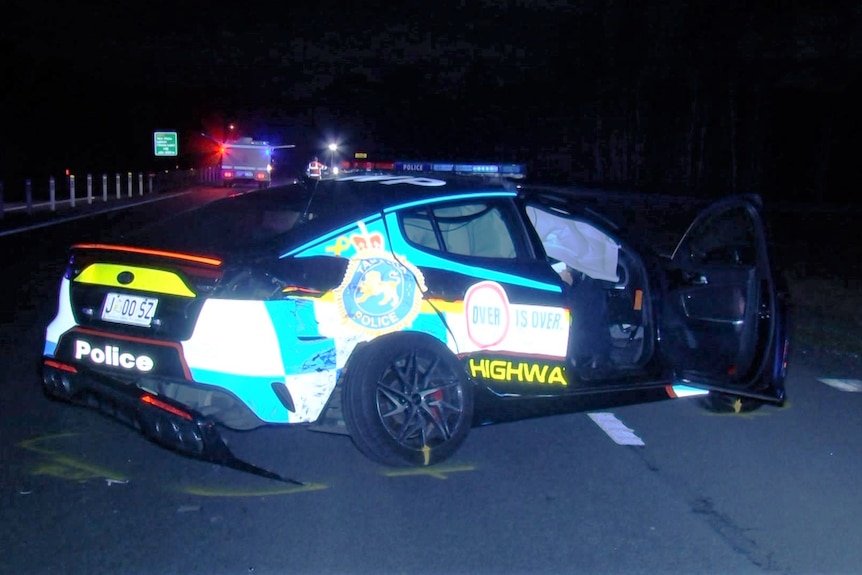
343,160,396,171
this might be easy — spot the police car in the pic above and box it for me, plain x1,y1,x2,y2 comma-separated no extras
41,161,789,475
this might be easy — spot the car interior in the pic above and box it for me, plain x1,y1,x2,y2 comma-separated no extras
402,199,654,380
526,205,653,378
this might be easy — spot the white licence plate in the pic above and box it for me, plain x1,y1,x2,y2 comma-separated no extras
101,292,159,327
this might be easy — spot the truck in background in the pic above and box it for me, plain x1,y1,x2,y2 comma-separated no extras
219,137,273,188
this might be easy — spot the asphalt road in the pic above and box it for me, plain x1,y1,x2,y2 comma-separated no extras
1,186,860,575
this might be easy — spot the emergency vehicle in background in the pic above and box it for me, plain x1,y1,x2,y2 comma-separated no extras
220,137,273,188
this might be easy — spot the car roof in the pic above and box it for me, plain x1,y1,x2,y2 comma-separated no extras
122,172,521,256
315,171,519,206
122,168,716,260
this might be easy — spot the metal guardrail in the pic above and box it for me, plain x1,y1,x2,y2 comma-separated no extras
0,167,223,219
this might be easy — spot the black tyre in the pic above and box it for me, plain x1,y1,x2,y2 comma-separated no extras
342,332,474,467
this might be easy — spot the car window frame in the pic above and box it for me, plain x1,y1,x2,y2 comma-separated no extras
398,197,532,263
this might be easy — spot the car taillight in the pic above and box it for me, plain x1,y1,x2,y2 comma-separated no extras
140,394,194,421
44,359,78,373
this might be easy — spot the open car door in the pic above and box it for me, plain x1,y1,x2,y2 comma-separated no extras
660,195,787,403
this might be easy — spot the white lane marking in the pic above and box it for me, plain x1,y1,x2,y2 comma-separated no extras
819,378,862,392
588,412,645,446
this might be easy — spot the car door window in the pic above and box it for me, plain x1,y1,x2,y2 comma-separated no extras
684,206,757,267
401,201,518,259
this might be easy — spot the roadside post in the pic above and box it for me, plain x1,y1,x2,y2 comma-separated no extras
102,174,108,202
49,177,56,211
87,174,93,204
70,174,76,208
26,179,33,215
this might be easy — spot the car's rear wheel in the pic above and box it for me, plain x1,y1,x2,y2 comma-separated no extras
342,332,473,467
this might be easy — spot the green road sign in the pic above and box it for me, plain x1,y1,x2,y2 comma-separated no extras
154,131,178,156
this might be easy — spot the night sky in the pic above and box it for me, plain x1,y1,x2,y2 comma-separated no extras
3,0,861,203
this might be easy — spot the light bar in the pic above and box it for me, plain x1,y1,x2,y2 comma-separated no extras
393,162,526,176
340,160,395,171
338,160,526,177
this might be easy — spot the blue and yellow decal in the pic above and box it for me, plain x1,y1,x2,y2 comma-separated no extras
468,356,568,386
333,222,427,337
281,215,384,259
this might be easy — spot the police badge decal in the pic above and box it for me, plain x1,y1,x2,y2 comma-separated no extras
334,222,427,337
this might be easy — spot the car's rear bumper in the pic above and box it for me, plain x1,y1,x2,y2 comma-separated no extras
42,358,234,463
42,358,306,483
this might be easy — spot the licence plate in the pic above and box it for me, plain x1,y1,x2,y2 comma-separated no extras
101,292,159,327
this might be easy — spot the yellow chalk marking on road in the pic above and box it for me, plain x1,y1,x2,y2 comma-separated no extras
19,434,128,483
19,433,80,455
176,482,328,497
383,464,476,480
702,402,785,418
20,434,330,495
29,457,123,483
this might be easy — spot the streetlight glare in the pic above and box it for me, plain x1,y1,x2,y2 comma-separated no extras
327,143,338,177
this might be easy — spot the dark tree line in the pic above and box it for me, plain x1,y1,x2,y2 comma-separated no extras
299,2,860,202
5,1,859,204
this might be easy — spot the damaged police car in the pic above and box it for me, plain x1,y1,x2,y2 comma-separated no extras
41,161,789,474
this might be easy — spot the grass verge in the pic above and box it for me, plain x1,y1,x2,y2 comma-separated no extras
785,274,862,369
